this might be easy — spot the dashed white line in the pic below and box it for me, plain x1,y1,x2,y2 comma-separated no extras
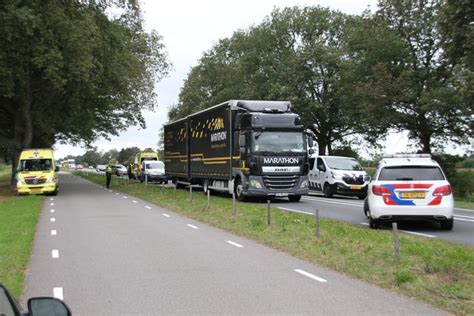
50,218,56,222
133,200,138,203
187,224,199,229
360,222,369,226
53,287,63,300
294,269,327,283
52,249,59,258
51,230,57,236
162,213,171,218
454,214,474,219
122,196,128,199
226,240,243,248
454,217,474,223
50,203,54,206
145,206,152,209
115,192,119,195
278,207,314,216
50,209,55,213
50,198,54,201
400,230,436,238
109,190,113,193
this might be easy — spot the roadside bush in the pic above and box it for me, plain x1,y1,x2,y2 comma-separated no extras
453,170,474,199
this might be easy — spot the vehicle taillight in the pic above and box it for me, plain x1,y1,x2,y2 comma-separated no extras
433,185,452,196
372,185,391,196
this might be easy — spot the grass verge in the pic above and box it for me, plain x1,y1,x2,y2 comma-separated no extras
0,173,43,297
455,197,474,210
77,172,474,315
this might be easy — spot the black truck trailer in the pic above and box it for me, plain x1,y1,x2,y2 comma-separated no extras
164,100,311,201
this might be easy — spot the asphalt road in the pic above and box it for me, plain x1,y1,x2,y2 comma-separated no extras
22,173,444,315
273,192,474,247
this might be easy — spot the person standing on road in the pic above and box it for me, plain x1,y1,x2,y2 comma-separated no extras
105,162,113,188
127,161,134,182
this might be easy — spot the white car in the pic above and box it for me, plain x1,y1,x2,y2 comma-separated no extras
365,154,454,230
308,156,370,199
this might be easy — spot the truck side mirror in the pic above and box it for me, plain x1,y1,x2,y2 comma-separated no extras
307,136,314,148
239,134,247,154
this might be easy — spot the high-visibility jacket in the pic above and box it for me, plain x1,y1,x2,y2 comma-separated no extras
106,164,112,173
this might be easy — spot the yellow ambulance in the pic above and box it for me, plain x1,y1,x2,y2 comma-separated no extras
133,151,159,179
16,148,59,196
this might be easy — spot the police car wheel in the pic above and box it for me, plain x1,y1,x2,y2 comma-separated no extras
363,198,370,217
440,218,453,230
323,183,333,198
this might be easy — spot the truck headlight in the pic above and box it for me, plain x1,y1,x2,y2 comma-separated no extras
331,171,342,180
300,180,308,188
17,179,25,186
250,180,262,189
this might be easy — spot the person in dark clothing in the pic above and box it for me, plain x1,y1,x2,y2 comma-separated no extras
105,163,113,188
127,162,134,182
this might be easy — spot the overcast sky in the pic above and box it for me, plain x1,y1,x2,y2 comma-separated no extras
54,0,470,159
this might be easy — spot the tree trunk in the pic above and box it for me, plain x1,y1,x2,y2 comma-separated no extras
318,139,327,156
327,141,332,155
420,133,432,154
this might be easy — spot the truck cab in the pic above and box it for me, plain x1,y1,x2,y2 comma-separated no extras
16,148,59,196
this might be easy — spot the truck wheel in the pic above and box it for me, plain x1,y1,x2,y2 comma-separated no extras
235,178,247,202
323,183,333,198
288,195,301,202
202,179,209,195
440,218,453,230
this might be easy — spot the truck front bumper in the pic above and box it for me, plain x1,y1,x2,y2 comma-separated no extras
243,175,309,197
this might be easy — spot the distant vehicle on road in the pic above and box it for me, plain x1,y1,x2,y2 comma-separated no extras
67,159,76,169
113,164,127,176
365,154,454,230
140,160,167,183
1,282,71,316
133,151,159,179
16,148,59,196
96,164,106,172
76,164,83,170
308,156,370,199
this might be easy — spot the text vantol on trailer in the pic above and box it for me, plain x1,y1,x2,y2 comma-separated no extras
164,100,311,202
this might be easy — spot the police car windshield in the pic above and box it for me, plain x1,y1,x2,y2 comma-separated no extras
379,166,445,181
324,157,363,171
146,162,164,169
253,131,305,153
20,159,52,171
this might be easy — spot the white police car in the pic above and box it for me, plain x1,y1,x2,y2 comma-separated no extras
364,154,454,230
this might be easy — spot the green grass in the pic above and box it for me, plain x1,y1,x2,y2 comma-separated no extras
76,172,474,315
455,198,474,210
0,173,43,297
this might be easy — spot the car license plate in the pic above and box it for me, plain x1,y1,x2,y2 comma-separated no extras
275,193,288,197
351,185,362,190
31,188,42,193
400,192,425,199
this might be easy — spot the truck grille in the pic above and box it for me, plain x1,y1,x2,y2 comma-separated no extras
25,178,46,185
263,175,297,190
343,175,364,185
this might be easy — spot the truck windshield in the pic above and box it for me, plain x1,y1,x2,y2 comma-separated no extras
146,162,164,169
252,131,305,153
324,157,363,171
20,159,52,171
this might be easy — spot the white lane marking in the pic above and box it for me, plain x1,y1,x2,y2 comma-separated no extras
53,287,63,300
50,203,54,206
50,209,55,213
133,200,138,203
303,197,362,208
187,224,199,229
109,190,113,193
50,218,56,222
51,230,57,236
454,214,474,219
145,206,152,209
122,196,128,199
52,249,59,258
294,269,327,283
50,198,54,201
278,207,314,216
454,217,474,223
162,213,171,218
400,230,436,238
226,240,243,248
115,192,119,195
360,222,369,226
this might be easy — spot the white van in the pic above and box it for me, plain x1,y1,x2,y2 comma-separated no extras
308,156,370,199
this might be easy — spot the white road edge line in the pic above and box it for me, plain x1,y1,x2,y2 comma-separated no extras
122,196,128,199
53,287,63,300
294,269,327,283
50,209,55,213
360,222,369,226
187,224,199,229
162,213,171,218
226,240,243,248
303,197,362,208
145,206,152,209
133,200,138,203
51,230,57,236
277,207,313,216
360,222,436,238
52,250,59,258
50,218,56,222
454,214,474,219
115,192,119,195
454,217,474,223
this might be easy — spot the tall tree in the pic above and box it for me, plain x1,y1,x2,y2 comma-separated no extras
0,0,169,185
346,0,472,153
